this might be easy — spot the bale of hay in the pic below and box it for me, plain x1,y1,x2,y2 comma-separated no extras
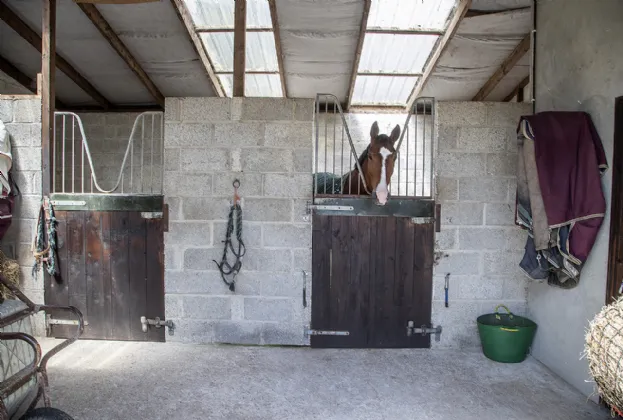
0,250,20,300
586,296,623,414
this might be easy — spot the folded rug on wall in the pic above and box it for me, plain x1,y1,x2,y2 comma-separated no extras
515,111,608,289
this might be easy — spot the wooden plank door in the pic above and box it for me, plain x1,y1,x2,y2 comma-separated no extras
45,210,165,342
311,214,434,348
607,97,623,303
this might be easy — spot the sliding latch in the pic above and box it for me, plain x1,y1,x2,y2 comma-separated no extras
406,321,442,342
140,316,175,336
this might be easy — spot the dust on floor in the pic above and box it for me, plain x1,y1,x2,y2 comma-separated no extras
39,339,608,420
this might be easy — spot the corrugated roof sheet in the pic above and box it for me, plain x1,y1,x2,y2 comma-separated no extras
200,32,278,72
358,34,438,74
184,0,271,29
367,0,456,31
351,75,418,105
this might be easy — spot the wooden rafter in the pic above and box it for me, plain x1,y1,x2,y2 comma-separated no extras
41,0,56,195
0,54,37,93
345,0,371,110
503,75,530,102
405,0,471,111
0,0,111,109
268,0,287,97
77,3,164,106
233,0,246,97
472,33,531,101
169,0,224,96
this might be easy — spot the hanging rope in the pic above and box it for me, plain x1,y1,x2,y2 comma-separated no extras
213,180,245,292
32,197,57,279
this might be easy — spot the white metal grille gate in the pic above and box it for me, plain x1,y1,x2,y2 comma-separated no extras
53,112,164,195
313,94,435,201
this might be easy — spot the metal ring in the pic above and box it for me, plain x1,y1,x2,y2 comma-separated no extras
233,179,240,188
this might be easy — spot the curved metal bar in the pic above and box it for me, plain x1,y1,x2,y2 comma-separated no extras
54,111,163,194
38,305,84,372
0,333,41,400
315,94,371,195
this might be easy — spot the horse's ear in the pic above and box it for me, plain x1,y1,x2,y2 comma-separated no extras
390,124,401,143
370,121,379,140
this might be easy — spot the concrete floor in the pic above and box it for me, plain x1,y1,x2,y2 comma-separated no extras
38,339,608,420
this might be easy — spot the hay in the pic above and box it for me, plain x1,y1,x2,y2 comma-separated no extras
0,250,20,300
586,296,623,414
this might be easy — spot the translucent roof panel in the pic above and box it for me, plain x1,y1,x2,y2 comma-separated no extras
367,0,457,31
351,76,419,105
217,74,283,97
201,32,278,72
358,34,439,74
183,0,272,29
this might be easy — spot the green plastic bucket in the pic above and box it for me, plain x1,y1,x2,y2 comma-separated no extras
477,305,537,363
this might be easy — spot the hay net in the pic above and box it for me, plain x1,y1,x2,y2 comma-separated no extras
586,296,623,414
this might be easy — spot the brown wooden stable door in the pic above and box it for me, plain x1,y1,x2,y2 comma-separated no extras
45,210,165,342
311,214,434,348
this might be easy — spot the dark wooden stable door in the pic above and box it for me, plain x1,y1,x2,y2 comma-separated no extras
46,210,165,342
311,214,434,348
607,97,623,303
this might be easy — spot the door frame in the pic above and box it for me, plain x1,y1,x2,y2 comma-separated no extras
606,96,623,303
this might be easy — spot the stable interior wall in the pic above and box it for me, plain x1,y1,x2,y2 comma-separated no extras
0,95,44,334
527,0,623,399
432,101,532,348
163,97,313,345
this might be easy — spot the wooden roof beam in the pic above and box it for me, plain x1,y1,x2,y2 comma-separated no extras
233,0,246,97
0,54,37,93
169,0,225,96
0,0,111,109
503,75,530,102
345,0,371,110
472,33,531,101
268,0,287,97
405,0,471,111
77,3,164,107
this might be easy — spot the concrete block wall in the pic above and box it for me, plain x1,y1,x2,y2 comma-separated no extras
0,96,44,335
54,112,162,194
431,101,533,349
164,97,313,345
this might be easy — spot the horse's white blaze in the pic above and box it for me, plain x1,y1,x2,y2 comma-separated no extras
376,146,391,204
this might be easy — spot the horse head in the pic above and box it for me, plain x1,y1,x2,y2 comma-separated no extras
365,121,400,205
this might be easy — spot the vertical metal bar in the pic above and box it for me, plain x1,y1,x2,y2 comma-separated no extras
151,114,155,193
340,111,344,178
52,115,56,193
62,115,66,193
430,98,435,198
130,115,134,193
405,120,410,196
71,115,75,193
81,116,84,193
314,96,320,201
141,116,145,193
413,102,418,197
160,114,165,194
323,97,328,194
348,116,352,194
421,99,426,197
332,104,336,181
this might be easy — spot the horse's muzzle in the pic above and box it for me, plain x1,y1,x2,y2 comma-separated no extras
375,189,389,205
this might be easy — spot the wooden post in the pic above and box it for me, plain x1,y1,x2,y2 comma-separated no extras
233,0,246,97
41,0,56,195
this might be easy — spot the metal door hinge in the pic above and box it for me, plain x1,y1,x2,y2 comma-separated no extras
304,327,349,337
306,201,354,214
46,315,89,327
141,211,163,219
49,200,86,207
406,321,442,342
141,316,175,336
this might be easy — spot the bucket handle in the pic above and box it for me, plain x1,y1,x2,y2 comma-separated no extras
494,304,514,320
500,327,519,332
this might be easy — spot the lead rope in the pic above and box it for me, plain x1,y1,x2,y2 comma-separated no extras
213,180,245,292
32,197,57,279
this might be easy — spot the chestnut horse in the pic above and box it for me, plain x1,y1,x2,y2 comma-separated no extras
315,121,401,205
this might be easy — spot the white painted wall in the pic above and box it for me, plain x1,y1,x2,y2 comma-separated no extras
528,0,623,398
